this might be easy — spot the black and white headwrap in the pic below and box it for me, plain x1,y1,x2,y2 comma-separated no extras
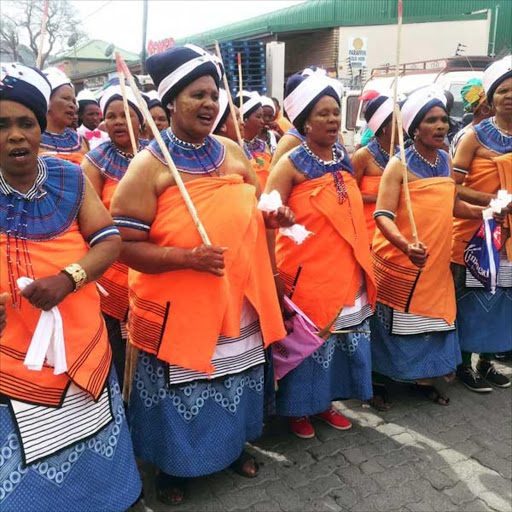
146,44,223,108
76,88,98,115
483,55,512,105
98,79,144,124
0,62,51,131
234,90,262,120
364,95,394,135
260,96,276,114
212,87,230,133
43,67,73,96
401,85,447,138
283,67,343,135
145,90,163,110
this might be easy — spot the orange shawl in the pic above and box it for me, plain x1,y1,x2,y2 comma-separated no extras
250,152,272,190
0,222,111,406
372,177,456,324
359,175,382,244
275,172,376,330
98,179,129,320
128,175,285,374
452,154,512,265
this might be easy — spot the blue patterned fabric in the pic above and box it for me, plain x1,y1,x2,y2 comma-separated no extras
40,128,83,153
84,139,149,182
366,138,398,171
398,146,450,179
276,319,372,417
0,372,141,512
289,141,353,179
286,126,306,142
370,302,462,380
473,117,512,154
146,128,226,174
0,156,84,241
129,351,265,477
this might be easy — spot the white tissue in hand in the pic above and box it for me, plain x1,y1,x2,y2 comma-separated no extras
17,277,67,375
484,189,512,218
278,225,313,245
258,190,283,212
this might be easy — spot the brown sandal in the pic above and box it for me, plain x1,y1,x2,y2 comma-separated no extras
230,450,260,478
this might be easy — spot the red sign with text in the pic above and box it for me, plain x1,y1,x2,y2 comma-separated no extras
147,38,175,56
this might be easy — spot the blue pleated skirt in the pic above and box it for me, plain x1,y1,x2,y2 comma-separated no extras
129,351,265,478
275,319,373,417
0,372,141,512
371,302,462,380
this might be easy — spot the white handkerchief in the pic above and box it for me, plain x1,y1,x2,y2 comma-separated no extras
17,277,67,375
278,225,313,245
258,191,314,245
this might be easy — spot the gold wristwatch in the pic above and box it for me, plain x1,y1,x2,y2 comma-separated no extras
60,263,88,292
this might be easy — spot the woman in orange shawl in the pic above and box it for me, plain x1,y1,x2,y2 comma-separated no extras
371,86,486,409
109,45,293,505
0,62,141,512
82,79,149,389
266,68,376,440
352,95,397,244
39,68,88,165
451,56,512,392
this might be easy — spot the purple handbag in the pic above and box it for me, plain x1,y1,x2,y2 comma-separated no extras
272,296,325,380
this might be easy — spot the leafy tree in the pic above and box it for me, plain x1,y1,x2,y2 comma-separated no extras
0,0,87,68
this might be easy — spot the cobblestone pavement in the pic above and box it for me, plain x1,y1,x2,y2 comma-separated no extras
139,359,512,512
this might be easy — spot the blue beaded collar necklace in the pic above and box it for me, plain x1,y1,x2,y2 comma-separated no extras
474,117,512,155
367,138,397,170
399,144,450,179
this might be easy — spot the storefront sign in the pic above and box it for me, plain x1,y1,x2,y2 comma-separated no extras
147,38,175,56
348,37,368,68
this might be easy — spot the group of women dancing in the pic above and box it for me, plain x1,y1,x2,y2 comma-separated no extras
0,45,510,511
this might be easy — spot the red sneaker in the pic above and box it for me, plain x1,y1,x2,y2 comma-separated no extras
288,416,315,439
314,407,352,430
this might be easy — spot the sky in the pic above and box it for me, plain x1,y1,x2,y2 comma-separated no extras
71,0,305,54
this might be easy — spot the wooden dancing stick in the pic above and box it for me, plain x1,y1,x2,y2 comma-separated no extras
317,305,344,341
117,70,139,156
237,52,244,110
36,0,50,69
391,0,419,246
214,41,244,147
115,52,211,246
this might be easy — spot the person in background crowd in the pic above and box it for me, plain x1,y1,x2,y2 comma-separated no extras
110,44,292,505
266,68,375,439
443,90,464,146
81,79,149,389
77,89,110,149
142,90,170,139
235,90,272,189
272,96,292,134
0,62,141,512
451,55,512,392
352,95,398,243
370,86,487,410
450,78,493,158
259,96,279,155
211,87,245,143
39,67,88,164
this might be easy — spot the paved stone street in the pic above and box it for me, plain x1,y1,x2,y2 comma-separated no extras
139,360,512,512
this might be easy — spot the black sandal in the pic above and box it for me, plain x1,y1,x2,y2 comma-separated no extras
156,472,187,506
415,384,450,406
230,450,260,478
368,383,392,411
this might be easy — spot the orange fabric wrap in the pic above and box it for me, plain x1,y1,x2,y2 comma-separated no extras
98,179,129,320
128,175,285,373
276,113,293,133
275,173,376,330
39,150,84,166
0,222,111,406
372,177,456,324
250,152,272,190
452,154,512,264
360,175,381,244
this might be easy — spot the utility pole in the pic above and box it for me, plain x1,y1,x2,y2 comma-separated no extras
141,0,149,74
491,4,499,58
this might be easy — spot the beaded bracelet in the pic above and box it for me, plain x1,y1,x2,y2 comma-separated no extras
373,210,396,221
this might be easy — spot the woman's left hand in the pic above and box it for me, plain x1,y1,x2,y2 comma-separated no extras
263,206,295,229
21,274,75,311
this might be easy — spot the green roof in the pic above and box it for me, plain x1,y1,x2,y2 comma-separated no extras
51,39,139,63
176,0,510,55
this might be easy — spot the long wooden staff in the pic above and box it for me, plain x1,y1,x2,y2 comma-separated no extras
115,52,212,400
214,41,244,147
36,0,50,69
115,52,211,245
116,70,139,156
237,52,244,110
390,0,419,245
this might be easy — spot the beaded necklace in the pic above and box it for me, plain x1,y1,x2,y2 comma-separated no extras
244,137,267,155
474,117,512,155
400,144,450,179
40,128,82,153
410,144,440,170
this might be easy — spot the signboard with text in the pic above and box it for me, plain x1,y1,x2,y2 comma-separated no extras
147,38,175,56
348,37,368,68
